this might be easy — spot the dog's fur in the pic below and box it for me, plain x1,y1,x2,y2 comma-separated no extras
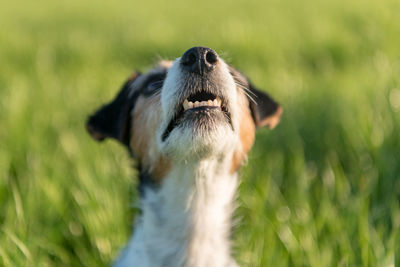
86,47,282,267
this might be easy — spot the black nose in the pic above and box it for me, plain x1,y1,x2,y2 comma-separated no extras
180,47,218,75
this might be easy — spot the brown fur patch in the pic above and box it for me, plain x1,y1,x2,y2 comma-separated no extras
130,94,171,182
86,124,105,141
158,60,173,69
260,106,283,129
128,72,140,82
231,89,256,173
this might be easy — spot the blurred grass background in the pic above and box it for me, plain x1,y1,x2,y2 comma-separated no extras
1,0,400,266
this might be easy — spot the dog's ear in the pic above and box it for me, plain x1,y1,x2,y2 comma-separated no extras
86,72,141,146
247,82,282,129
229,66,282,129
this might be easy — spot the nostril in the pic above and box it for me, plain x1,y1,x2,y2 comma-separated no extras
205,51,218,65
181,47,219,74
182,51,197,67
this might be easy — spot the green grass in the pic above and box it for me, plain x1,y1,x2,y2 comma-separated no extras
1,0,400,266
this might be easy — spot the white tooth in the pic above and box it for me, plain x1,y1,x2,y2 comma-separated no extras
201,101,207,106
208,100,213,106
194,101,199,108
217,97,222,106
188,101,194,109
183,99,189,110
213,99,219,106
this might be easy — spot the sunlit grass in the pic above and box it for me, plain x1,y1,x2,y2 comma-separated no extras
1,0,399,266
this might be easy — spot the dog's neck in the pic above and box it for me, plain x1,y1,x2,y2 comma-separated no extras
116,151,238,267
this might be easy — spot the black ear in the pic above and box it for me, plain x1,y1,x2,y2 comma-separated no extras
86,72,141,146
247,82,282,129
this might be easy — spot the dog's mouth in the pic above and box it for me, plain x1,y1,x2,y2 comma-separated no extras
183,91,222,111
161,90,231,141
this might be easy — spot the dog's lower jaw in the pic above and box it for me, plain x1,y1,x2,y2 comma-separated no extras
114,151,239,267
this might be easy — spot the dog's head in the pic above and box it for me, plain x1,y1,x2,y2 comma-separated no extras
87,47,282,180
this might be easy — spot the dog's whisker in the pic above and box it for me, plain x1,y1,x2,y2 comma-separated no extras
235,82,257,105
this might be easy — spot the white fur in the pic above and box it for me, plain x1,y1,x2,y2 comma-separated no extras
114,154,239,267
158,58,239,159
115,57,242,267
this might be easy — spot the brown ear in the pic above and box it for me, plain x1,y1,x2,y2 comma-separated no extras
247,82,282,129
86,72,141,146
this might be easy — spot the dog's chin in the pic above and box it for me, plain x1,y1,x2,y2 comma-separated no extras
159,108,236,160
182,106,230,131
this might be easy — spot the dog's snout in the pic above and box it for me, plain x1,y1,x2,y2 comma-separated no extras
181,47,218,75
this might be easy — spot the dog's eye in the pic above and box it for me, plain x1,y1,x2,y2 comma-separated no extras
141,72,166,96
148,81,163,91
142,80,163,96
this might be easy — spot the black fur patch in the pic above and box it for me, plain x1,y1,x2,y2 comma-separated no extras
86,73,141,146
86,71,166,146
248,82,281,127
137,166,158,197
141,72,166,96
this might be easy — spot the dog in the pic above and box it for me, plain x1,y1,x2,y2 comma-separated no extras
86,47,282,267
